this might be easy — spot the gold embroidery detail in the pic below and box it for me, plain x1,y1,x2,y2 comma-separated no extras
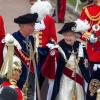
85,8,100,22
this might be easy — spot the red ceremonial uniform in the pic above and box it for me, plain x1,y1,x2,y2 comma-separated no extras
80,3,100,62
0,16,5,68
38,15,57,47
80,3,100,100
1,81,23,100
0,16,5,41
58,0,66,22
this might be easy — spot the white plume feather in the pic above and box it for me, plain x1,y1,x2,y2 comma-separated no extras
30,0,52,21
75,19,90,32
4,33,14,44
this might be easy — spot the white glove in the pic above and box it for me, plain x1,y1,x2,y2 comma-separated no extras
46,43,55,49
46,42,60,50
93,64,100,71
4,34,22,50
89,34,97,43
34,20,45,31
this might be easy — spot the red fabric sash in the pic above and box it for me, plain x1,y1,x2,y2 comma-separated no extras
14,46,34,74
63,67,84,86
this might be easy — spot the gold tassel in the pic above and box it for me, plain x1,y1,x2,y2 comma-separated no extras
72,81,77,100
72,95,77,100
72,52,77,100
72,89,77,100
96,89,100,100
0,42,14,78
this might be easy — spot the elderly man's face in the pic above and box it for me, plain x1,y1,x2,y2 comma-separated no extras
63,32,76,46
20,23,35,36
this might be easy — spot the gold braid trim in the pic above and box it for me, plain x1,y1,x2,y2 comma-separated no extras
85,7,100,22
98,20,100,24
18,50,31,61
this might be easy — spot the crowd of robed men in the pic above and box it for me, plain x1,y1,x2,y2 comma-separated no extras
0,0,100,100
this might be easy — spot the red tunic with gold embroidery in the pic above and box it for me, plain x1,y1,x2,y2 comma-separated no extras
38,15,57,48
1,81,23,100
80,3,100,62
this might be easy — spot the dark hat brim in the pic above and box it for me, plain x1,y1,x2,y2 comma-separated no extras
58,22,76,34
58,30,75,34
14,13,38,24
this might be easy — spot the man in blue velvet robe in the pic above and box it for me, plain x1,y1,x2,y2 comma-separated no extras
12,13,38,100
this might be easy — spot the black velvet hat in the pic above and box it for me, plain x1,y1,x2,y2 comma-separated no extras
0,87,18,100
14,13,38,24
80,0,94,4
58,22,76,34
